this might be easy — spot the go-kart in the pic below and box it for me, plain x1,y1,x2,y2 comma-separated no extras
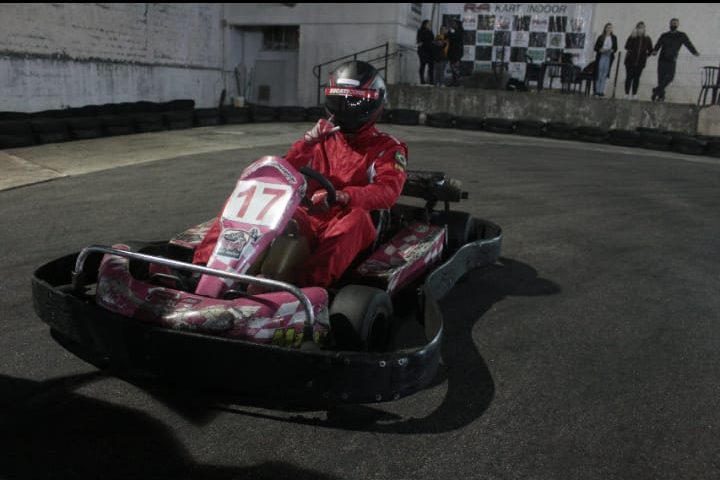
32,155,502,404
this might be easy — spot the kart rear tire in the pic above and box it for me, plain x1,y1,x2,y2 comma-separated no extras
330,285,393,352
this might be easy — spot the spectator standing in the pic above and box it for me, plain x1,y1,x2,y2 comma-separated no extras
593,23,618,97
447,19,465,86
416,20,435,85
651,18,700,102
624,22,653,100
432,25,449,86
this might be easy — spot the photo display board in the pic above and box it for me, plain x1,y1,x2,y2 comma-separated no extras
441,3,594,79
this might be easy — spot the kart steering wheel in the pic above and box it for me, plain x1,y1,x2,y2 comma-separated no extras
299,166,337,206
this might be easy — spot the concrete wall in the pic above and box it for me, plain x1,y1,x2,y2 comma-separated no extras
0,3,224,111
225,3,433,106
389,85,700,134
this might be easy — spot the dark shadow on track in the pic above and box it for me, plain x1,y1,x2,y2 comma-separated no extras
138,257,561,434
0,373,342,480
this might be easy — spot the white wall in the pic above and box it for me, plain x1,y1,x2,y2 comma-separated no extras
591,4,719,104
225,2,434,106
0,3,225,111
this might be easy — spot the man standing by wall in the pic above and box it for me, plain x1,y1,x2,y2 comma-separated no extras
651,18,699,102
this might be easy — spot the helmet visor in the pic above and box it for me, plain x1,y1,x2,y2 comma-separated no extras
324,87,381,129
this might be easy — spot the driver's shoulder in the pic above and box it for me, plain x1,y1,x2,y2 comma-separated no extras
374,130,407,151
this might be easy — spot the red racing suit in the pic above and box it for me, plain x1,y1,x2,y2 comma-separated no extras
193,125,408,288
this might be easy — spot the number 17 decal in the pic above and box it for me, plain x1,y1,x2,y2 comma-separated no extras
225,181,291,227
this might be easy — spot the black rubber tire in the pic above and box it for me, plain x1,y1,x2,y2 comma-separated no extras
97,104,118,116
574,126,607,143
390,109,420,126
66,118,103,139
607,129,640,147
30,119,70,143
515,119,546,137
484,118,514,134
250,105,277,122
425,112,455,128
0,120,33,135
194,108,221,126
0,112,30,121
636,127,663,135
377,109,392,124
705,140,720,157
433,210,473,253
73,105,98,117
305,106,327,122
162,111,194,130
99,116,136,136
135,101,161,114
455,116,484,130
277,106,307,122
546,122,574,140
671,135,706,155
638,131,672,150
163,99,196,111
133,113,165,133
115,103,141,115
220,107,250,124
330,285,394,352
0,133,37,148
32,109,68,119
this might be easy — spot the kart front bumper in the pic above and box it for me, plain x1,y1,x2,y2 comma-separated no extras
32,219,502,404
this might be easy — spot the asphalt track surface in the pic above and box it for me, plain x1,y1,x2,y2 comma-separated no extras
1,124,719,479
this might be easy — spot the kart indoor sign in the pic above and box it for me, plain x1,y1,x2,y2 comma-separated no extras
442,3,594,80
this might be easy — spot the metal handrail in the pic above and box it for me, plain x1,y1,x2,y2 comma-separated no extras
71,245,317,333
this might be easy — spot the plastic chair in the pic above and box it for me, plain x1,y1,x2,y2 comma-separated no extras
524,55,544,91
544,62,563,90
697,66,720,106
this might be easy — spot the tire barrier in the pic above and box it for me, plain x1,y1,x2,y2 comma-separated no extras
66,117,104,140
0,121,36,148
425,113,455,128
545,122,574,140
194,108,222,127
638,131,672,151
220,107,251,124
100,116,136,136
276,106,307,122
574,126,607,143
704,139,720,158
607,129,640,147
455,116,484,130
162,111,194,130
305,106,326,123
484,118,514,134
132,114,165,133
1,100,718,158
671,134,706,155
250,105,277,123
30,119,71,143
389,109,421,126
514,120,546,137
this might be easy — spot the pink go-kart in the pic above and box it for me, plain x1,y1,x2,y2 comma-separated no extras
32,155,502,404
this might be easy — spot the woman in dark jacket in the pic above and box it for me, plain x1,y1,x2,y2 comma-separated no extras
416,19,435,84
593,23,618,97
623,21,653,99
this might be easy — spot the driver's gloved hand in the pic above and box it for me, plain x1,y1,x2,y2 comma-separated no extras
310,189,349,212
303,116,340,144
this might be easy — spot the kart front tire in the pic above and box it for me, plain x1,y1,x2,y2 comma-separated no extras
329,285,393,352
434,210,473,253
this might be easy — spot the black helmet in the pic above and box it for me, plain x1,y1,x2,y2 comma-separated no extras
324,61,386,133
